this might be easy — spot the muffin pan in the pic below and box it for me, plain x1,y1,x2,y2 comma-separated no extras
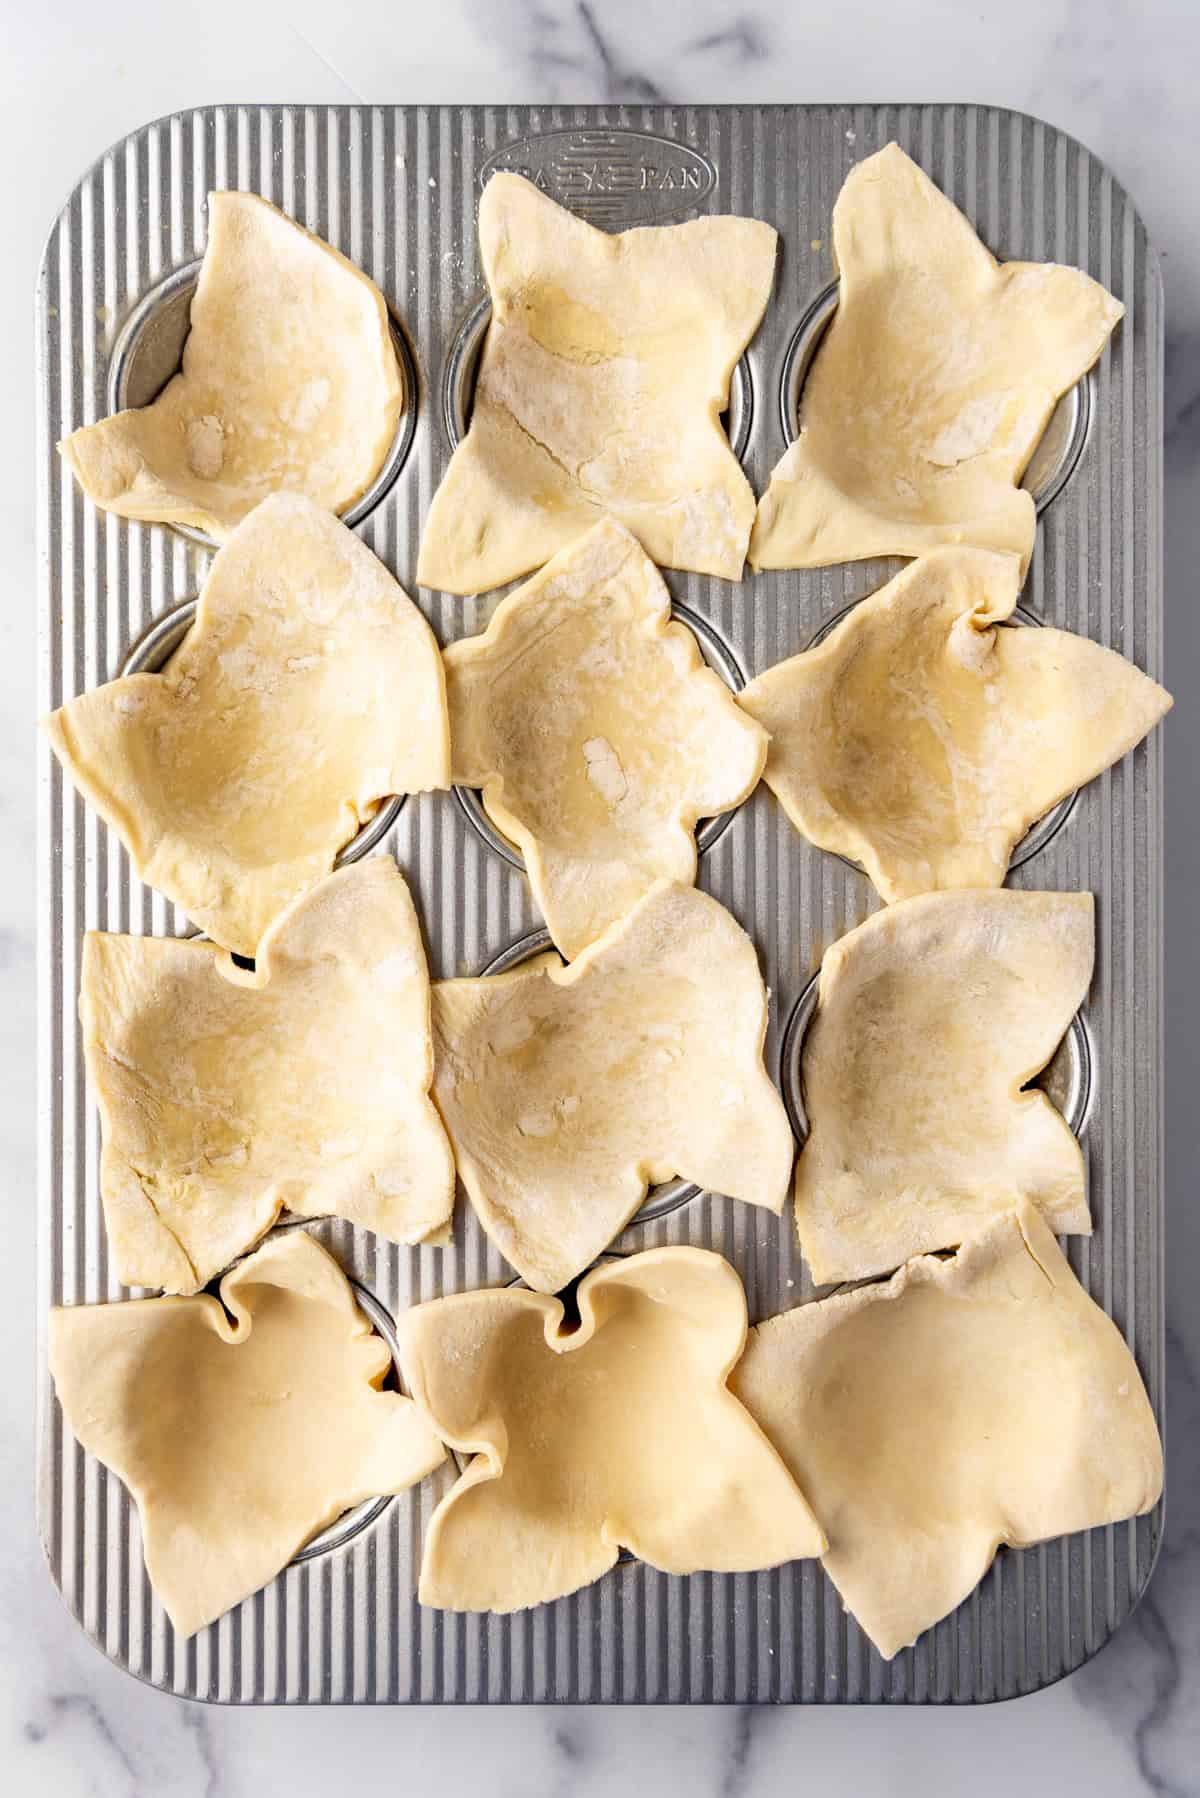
36,102,1164,1704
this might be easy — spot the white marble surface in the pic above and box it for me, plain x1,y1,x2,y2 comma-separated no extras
5,0,1200,1791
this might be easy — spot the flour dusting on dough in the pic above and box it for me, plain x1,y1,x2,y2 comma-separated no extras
186,414,226,479
583,736,628,806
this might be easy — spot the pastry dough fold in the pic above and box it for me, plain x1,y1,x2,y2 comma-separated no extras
751,143,1123,573
400,1246,825,1613
734,1202,1162,1658
418,172,777,592
61,191,404,539
432,880,793,1292
739,547,1170,902
82,859,455,1294
49,1231,446,1637
446,517,767,956
795,888,1094,1282
44,493,450,957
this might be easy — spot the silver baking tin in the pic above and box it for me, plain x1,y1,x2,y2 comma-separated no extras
36,103,1164,1705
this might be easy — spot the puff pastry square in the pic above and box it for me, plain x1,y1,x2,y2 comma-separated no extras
432,880,793,1292
740,547,1170,902
751,143,1123,573
82,859,455,1295
417,172,777,593
795,889,1094,1283
49,1230,446,1638
733,1202,1162,1659
61,191,404,540
44,493,450,957
446,517,767,957
399,1246,825,1612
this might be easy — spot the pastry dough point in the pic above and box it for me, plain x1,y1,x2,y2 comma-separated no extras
446,517,767,957
750,143,1123,573
795,888,1094,1283
417,172,778,593
48,1230,446,1638
399,1246,826,1612
81,859,456,1295
43,493,450,957
60,191,404,539
431,880,793,1292
739,547,1171,903
733,1202,1162,1659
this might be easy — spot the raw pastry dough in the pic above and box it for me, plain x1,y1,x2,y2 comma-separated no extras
732,1202,1162,1659
446,517,767,957
82,859,455,1295
431,880,793,1292
417,172,777,593
43,493,449,957
60,190,404,539
399,1246,825,1612
739,547,1171,903
795,889,1093,1283
750,143,1123,573
49,1230,446,1638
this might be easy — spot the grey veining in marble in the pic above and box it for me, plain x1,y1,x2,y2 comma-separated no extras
4,0,1200,1792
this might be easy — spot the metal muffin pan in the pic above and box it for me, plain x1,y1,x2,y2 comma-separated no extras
37,103,1164,1705
438,1253,640,1576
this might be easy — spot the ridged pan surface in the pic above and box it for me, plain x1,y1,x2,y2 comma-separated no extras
35,103,1164,1705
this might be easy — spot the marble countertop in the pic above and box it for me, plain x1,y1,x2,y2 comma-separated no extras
5,1,1199,1792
